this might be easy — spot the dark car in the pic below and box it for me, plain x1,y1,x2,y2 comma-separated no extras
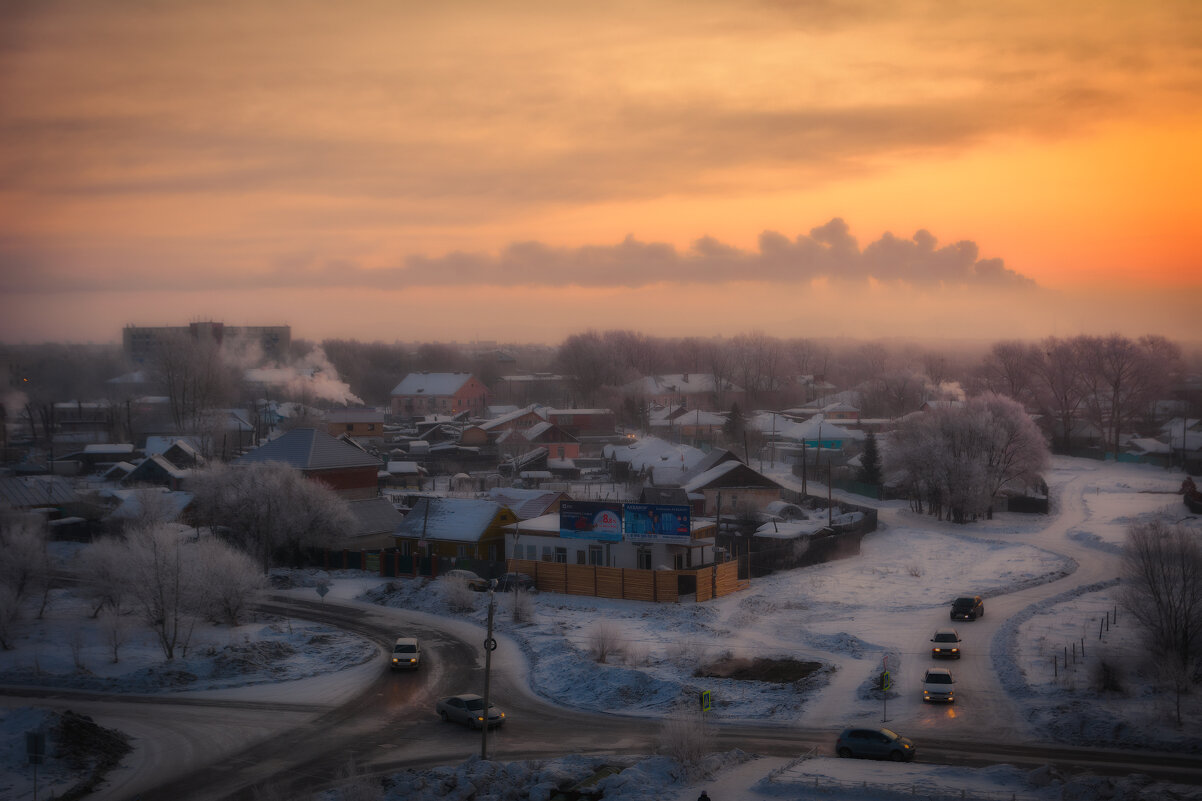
950,595,984,621
495,572,536,592
835,727,916,761
436,694,506,729
930,628,962,659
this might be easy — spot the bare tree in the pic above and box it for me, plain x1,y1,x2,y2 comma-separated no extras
1078,334,1178,457
1030,336,1088,453
979,340,1039,404
1121,520,1202,726
150,330,238,451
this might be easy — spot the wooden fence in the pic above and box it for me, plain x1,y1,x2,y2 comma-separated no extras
506,558,742,603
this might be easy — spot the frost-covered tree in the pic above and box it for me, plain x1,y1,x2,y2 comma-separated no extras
0,515,52,645
190,462,354,573
120,525,200,659
192,537,267,626
886,394,1049,523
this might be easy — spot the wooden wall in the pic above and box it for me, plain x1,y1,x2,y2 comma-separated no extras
505,559,740,603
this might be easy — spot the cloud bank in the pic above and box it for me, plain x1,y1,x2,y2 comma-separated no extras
0,220,1035,294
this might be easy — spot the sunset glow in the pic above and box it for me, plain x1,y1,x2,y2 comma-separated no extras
1,1,1199,345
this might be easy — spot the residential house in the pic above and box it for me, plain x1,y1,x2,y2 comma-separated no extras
603,435,707,485
622,373,744,413
325,408,387,440
681,459,786,518
390,372,489,419
338,496,405,550
393,497,514,562
484,487,571,520
234,427,383,500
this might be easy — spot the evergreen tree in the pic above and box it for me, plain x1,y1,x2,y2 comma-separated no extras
723,402,745,442
858,430,882,485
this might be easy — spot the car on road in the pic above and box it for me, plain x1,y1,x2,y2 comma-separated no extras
835,727,916,761
930,628,962,659
390,637,421,671
922,667,956,703
443,569,490,592
950,595,984,621
494,572,536,592
436,694,506,729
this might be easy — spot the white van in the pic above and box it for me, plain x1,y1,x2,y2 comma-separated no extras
390,637,421,671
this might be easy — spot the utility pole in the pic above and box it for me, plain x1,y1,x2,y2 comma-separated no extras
481,585,497,760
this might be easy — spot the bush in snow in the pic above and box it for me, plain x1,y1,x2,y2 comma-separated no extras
509,588,536,624
588,620,625,663
657,709,712,776
442,576,477,614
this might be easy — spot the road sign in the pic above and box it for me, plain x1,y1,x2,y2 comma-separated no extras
316,584,329,598
700,689,712,712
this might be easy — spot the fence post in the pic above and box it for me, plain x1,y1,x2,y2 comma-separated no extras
1081,636,1085,658
1099,619,1104,639
1053,655,1057,678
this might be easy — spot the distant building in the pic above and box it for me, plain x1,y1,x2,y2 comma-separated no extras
123,321,290,365
389,372,489,419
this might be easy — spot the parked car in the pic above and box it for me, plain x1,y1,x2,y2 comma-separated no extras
835,727,916,761
922,667,955,703
444,569,490,592
930,628,962,659
495,572,536,592
390,637,421,671
436,694,506,729
950,595,984,621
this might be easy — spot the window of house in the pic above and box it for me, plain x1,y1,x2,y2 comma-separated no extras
526,544,537,560
588,545,602,566
457,544,468,558
637,547,652,571
542,546,553,562
554,547,567,564
400,541,410,556
576,550,586,565
346,424,354,431
557,446,565,458
674,552,684,570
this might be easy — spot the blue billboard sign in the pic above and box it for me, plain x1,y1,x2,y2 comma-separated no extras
559,500,623,542
623,503,691,543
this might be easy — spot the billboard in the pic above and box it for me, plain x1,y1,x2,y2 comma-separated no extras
559,500,623,542
623,503,692,544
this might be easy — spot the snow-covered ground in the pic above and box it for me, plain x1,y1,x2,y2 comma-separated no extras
2,457,1200,801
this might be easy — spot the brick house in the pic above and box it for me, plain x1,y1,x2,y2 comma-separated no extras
390,372,489,419
234,427,383,500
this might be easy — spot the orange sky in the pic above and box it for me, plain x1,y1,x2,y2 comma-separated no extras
1,0,1199,346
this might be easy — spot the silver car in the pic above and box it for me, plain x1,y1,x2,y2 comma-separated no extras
435,694,506,729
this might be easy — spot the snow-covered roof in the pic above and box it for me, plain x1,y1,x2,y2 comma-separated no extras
485,488,565,520
83,443,135,455
753,519,829,539
681,460,745,493
394,498,503,542
603,436,707,473
390,372,477,396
